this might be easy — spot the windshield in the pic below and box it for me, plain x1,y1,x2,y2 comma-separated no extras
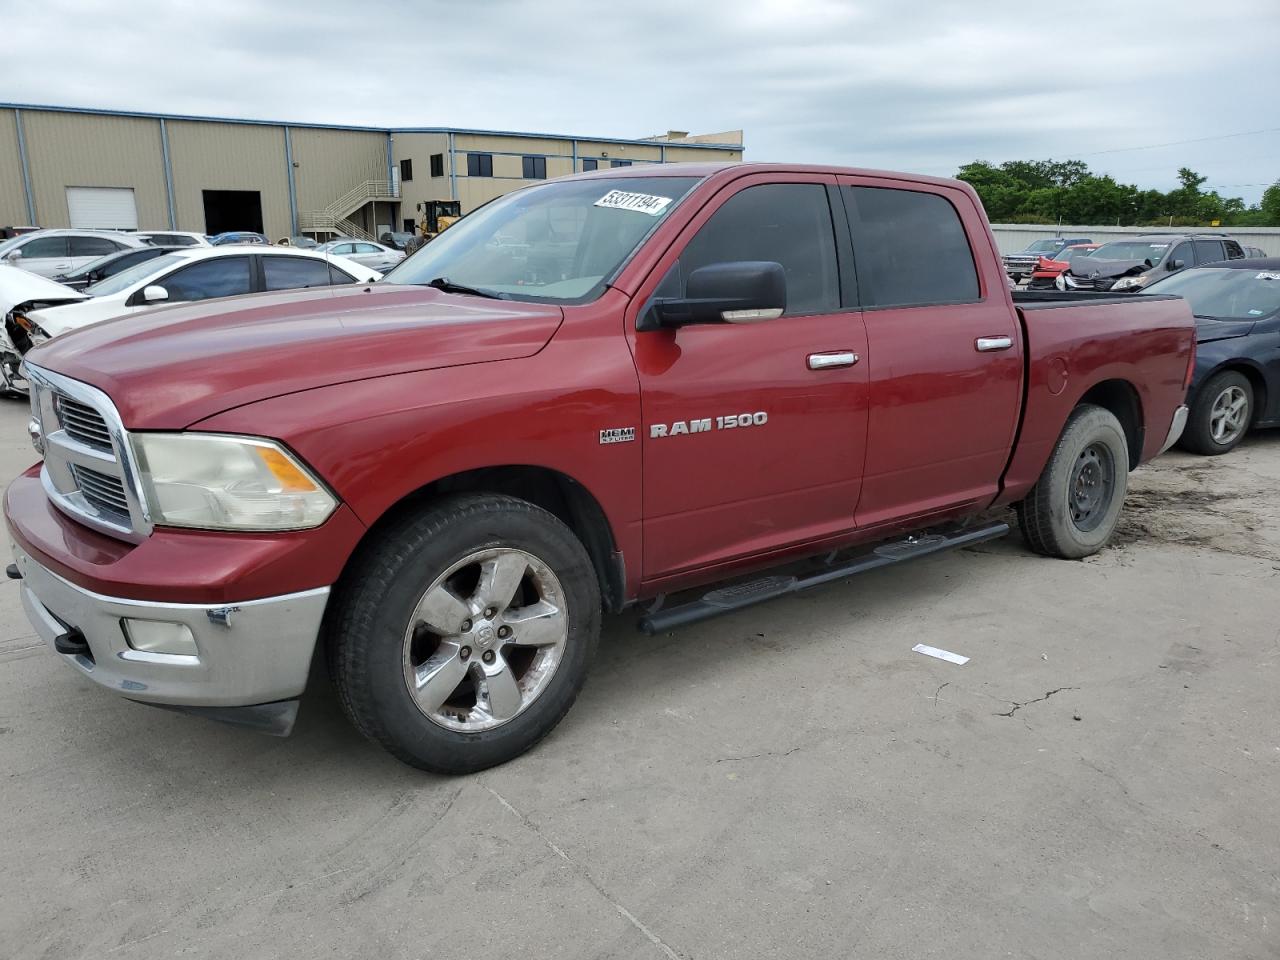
1022,239,1064,254
85,253,184,296
382,176,701,301
1092,240,1170,263
1144,268,1280,320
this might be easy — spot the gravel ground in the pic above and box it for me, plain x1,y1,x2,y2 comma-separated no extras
1,397,1278,960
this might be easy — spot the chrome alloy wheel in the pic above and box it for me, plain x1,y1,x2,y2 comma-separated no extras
402,548,568,732
1209,385,1249,446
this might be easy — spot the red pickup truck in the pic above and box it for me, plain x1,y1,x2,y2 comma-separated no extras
6,164,1195,773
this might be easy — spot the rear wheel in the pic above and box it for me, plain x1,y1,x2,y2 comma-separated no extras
1179,370,1252,455
1018,404,1129,559
329,494,600,773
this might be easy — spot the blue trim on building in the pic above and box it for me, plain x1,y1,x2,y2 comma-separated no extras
284,127,299,235
14,109,36,225
159,118,177,229
448,132,457,202
0,102,744,152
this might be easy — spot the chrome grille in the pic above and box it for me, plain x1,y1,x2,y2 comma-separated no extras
57,397,112,450
70,464,130,519
26,363,151,543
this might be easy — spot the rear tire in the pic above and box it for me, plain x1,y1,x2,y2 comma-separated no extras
329,494,600,774
1178,369,1252,455
1018,404,1129,559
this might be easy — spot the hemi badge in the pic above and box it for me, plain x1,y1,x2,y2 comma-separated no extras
599,427,635,445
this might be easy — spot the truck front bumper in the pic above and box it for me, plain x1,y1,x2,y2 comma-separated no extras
12,545,328,735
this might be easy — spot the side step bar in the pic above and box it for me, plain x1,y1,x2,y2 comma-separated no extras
637,521,1008,635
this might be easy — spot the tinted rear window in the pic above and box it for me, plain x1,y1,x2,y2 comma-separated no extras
846,187,979,307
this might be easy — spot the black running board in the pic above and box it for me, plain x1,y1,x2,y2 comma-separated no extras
637,521,1008,635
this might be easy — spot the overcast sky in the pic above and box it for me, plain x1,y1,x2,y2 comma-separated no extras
5,0,1279,203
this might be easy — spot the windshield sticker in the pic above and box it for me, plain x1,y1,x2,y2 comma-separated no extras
1255,271,1280,281
594,190,674,216
1149,244,1169,249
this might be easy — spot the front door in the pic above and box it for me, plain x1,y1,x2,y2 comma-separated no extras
837,176,1023,527
627,175,869,580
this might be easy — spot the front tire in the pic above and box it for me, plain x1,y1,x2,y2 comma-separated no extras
1018,404,1129,559
329,494,601,774
1179,370,1252,455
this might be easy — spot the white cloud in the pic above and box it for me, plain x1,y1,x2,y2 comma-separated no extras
4,0,1279,201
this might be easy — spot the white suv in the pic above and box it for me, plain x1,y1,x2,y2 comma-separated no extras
0,230,147,278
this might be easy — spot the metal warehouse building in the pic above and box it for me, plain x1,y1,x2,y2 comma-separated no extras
0,103,743,241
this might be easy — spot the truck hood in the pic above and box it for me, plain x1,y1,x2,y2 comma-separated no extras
26,284,564,428
1195,317,1256,343
1067,258,1150,279
0,264,87,315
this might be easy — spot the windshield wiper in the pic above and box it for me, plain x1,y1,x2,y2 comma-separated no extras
423,276,504,299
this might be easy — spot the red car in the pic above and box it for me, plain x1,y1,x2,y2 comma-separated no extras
7,163,1195,772
1027,242,1102,289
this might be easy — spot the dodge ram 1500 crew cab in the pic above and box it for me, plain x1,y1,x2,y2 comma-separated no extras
5,164,1196,773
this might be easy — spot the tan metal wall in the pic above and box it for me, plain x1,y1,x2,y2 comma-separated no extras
165,120,293,239
0,111,28,226
290,127,387,213
392,132,452,221
19,109,169,229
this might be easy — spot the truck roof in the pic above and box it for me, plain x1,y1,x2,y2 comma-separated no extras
568,161,973,193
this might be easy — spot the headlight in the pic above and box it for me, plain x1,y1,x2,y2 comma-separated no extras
131,433,336,531
1112,275,1149,291
14,314,49,347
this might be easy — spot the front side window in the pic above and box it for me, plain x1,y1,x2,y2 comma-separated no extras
847,186,979,308
1194,239,1225,265
382,175,700,302
329,264,358,285
20,236,68,259
330,243,355,255
679,183,839,316
70,236,121,257
85,253,184,296
159,256,252,302
467,153,493,177
263,256,334,291
1224,240,1245,259
1168,243,1192,268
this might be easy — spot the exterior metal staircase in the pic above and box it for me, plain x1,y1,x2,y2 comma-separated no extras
298,179,399,240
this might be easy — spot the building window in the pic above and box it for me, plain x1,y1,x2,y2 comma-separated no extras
430,153,444,178
467,153,493,177
610,159,632,168
581,158,598,172
522,156,547,180
399,158,413,182
403,218,416,233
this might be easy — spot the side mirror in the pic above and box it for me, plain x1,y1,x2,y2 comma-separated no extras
141,284,169,303
639,261,786,331
5,249,21,262
1168,259,1184,271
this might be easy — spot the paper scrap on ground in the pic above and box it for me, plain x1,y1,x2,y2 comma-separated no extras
912,643,969,665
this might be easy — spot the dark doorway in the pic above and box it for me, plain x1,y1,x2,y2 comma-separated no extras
202,190,263,235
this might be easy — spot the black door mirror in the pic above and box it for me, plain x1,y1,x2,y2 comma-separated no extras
639,261,786,331
1168,259,1185,270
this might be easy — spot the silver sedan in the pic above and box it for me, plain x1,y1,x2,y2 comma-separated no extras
314,239,405,272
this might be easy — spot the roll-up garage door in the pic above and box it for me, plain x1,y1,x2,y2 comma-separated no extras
66,187,138,230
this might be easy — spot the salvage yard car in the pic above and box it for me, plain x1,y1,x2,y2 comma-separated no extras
1002,236,1092,283
1142,258,1280,454
1,246,380,366
1063,234,1248,292
0,229,147,278
4,163,1195,774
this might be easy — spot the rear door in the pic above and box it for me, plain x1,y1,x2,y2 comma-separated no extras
837,176,1023,527
627,175,869,579
68,235,125,272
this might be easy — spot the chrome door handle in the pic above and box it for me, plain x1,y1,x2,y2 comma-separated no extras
975,336,1013,352
807,351,859,370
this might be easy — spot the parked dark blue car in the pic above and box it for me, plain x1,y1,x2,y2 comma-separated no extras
1143,258,1280,454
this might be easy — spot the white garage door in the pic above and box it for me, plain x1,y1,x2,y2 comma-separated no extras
66,187,138,230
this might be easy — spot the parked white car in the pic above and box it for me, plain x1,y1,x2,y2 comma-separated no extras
314,239,405,272
0,229,148,278
10,246,380,355
0,266,86,393
132,230,211,247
